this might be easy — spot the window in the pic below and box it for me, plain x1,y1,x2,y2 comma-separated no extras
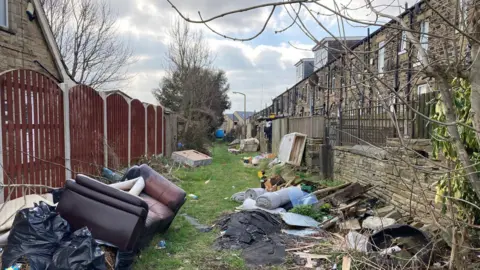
0,0,7,27
417,84,429,95
399,31,407,53
378,41,385,73
417,21,429,64
314,44,329,69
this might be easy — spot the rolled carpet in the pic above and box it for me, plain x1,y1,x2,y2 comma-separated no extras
256,187,303,210
253,187,298,209
245,188,266,200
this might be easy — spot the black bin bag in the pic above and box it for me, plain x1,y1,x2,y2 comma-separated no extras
1,201,70,270
50,227,107,270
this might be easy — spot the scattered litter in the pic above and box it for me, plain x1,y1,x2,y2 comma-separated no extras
339,219,361,231
362,216,397,231
172,150,212,167
204,180,210,184
232,186,235,189
239,138,259,152
342,256,352,270
102,167,123,182
188,194,199,200
280,212,320,228
229,139,240,146
156,240,166,249
5,264,22,270
294,252,330,268
380,246,402,255
231,192,246,203
282,229,321,237
345,231,370,252
245,188,266,200
181,214,212,232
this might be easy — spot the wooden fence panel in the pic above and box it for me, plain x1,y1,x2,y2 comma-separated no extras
130,100,145,162
287,116,324,138
1,69,65,200
69,85,104,177
146,105,155,156
106,94,129,169
156,106,163,155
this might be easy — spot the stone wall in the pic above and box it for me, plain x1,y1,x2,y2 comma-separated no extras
0,0,60,79
334,145,445,221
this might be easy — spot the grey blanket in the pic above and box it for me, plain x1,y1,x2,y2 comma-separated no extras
255,187,300,210
245,188,266,200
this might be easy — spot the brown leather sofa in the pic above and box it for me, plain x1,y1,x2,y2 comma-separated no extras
57,165,186,252
56,174,149,251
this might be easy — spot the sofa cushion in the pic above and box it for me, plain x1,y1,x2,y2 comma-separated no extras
76,174,148,210
140,194,174,226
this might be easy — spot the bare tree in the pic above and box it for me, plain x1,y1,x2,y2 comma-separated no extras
40,0,133,89
153,20,230,152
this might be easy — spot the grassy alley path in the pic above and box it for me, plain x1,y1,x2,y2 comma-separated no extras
134,144,261,270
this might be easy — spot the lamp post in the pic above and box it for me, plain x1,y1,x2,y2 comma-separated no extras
233,91,246,139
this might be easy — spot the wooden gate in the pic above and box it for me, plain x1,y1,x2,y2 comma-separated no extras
0,70,65,200
130,100,145,162
106,93,129,168
146,105,155,156
69,85,104,177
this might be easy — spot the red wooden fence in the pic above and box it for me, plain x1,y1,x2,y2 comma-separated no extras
106,93,129,168
130,100,145,162
156,106,163,155
0,70,65,199
69,85,104,177
146,105,155,156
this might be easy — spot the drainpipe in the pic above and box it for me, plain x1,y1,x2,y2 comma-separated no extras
407,3,414,137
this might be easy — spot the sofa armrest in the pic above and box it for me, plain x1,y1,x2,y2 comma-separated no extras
138,165,186,212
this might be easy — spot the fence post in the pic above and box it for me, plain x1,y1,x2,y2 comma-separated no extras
102,93,108,168
357,108,361,144
61,83,72,180
144,104,148,156
154,107,157,155
0,91,3,203
127,100,131,167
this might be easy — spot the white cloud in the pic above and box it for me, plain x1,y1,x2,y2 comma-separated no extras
107,0,420,112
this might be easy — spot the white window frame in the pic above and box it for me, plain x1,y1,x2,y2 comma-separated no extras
415,20,429,66
399,31,407,54
378,41,385,74
417,84,429,95
0,0,8,28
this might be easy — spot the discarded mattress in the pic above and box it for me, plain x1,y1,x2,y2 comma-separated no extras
0,193,54,232
255,187,303,210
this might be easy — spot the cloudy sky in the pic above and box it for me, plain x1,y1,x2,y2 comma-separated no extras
112,0,415,113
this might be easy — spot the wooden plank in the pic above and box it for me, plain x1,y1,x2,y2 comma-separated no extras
26,70,35,194
13,70,22,198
